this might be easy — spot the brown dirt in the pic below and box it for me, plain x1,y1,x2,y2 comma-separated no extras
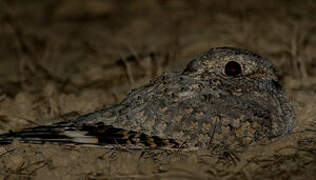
0,0,315,179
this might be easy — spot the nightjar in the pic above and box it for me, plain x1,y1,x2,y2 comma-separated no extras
0,47,296,150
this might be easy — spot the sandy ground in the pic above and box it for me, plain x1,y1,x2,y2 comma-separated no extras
0,0,315,179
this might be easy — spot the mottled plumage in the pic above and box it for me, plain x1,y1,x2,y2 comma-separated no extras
0,47,296,150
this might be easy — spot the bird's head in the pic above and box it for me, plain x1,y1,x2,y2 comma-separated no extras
183,47,296,137
183,47,279,86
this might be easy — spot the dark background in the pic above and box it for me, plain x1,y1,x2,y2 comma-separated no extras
0,0,315,179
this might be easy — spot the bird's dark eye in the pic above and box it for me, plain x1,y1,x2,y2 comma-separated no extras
225,61,242,76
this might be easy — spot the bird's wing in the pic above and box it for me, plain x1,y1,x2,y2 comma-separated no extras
0,120,181,149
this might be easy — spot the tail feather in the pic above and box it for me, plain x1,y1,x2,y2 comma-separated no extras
0,124,78,145
0,123,181,149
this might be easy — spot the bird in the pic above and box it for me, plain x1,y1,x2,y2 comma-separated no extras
0,47,296,151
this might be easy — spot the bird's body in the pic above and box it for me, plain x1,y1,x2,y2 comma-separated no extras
0,47,296,150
